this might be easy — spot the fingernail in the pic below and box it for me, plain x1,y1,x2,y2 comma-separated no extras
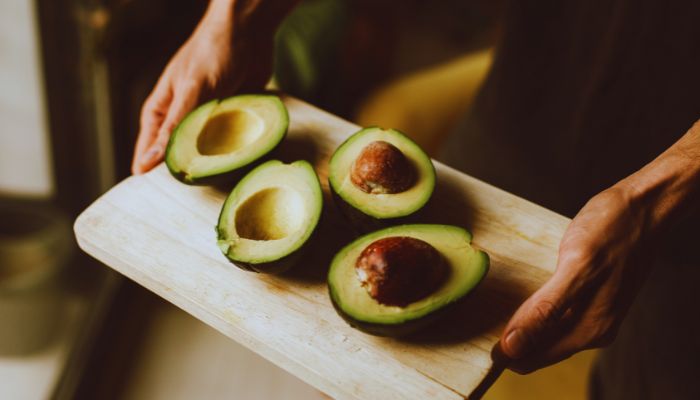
140,146,162,166
504,328,528,359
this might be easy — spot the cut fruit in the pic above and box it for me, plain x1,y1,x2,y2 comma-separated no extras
328,127,436,230
328,224,489,336
216,160,322,273
165,95,288,184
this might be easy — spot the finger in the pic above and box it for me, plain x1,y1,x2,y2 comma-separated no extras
506,304,585,374
504,255,620,374
509,307,619,374
500,278,573,359
508,333,582,374
138,82,201,172
500,245,598,357
518,262,625,373
132,83,173,174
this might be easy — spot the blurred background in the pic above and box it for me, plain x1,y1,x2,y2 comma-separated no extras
0,0,594,398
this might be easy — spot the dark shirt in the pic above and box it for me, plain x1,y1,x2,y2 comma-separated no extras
442,0,699,262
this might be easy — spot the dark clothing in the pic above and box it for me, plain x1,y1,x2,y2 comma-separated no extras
589,259,700,399
445,0,700,219
440,1,700,398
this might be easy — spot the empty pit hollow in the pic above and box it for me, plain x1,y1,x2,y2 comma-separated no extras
234,187,305,241
197,109,264,155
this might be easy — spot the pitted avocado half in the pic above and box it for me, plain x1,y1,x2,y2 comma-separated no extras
216,160,322,273
165,95,288,184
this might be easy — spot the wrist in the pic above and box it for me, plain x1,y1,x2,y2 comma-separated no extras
618,122,700,236
231,0,299,39
193,0,236,44
205,0,236,25
200,0,298,45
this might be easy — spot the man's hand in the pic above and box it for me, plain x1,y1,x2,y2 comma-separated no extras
501,185,652,373
500,121,700,373
132,0,297,174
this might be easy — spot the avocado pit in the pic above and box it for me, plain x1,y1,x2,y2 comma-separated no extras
350,141,416,194
355,236,448,307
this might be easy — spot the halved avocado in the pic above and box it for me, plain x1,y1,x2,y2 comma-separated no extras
165,95,288,184
328,224,488,336
216,160,322,273
328,127,436,230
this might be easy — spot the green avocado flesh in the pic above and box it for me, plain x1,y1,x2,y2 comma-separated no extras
216,160,322,273
328,127,435,220
165,95,288,184
328,224,489,335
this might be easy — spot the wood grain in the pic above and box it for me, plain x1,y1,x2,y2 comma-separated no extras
74,96,570,399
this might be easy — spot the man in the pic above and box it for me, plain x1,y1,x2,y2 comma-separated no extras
132,0,700,397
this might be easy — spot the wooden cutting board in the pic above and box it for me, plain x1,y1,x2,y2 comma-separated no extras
74,96,570,399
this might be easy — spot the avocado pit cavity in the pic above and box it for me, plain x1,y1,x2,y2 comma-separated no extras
350,141,416,194
197,109,264,156
355,236,448,307
234,187,305,241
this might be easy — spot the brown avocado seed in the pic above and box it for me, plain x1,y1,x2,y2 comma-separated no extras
350,141,416,194
355,236,448,307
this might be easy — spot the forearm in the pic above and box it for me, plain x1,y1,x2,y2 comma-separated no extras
205,0,300,38
618,120,700,236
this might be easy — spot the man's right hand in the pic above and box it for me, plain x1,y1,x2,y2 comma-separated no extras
132,0,294,174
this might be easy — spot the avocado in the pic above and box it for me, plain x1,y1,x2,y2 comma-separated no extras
165,95,288,184
216,160,322,273
328,127,436,230
328,224,488,336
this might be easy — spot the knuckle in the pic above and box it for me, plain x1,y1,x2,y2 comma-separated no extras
532,299,561,326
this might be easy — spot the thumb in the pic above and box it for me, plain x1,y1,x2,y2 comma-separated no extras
139,85,200,172
501,273,578,360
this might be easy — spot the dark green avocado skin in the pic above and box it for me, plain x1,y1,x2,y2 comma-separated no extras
329,188,430,233
167,166,244,186
225,249,301,274
329,252,490,337
329,289,448,337
166,143,282,186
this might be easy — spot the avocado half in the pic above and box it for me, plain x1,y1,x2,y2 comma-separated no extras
216,160,322,273
328,127,436,230
165,95,288,184
328,224,489,336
